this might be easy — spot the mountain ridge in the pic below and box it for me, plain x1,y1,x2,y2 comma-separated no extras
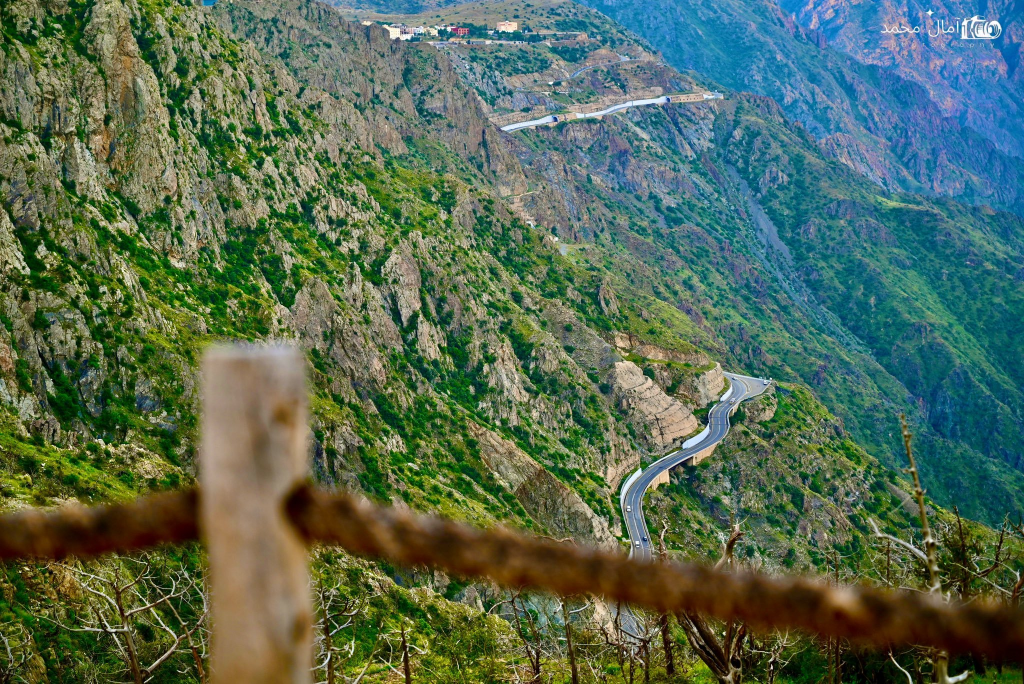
1,0,1023,679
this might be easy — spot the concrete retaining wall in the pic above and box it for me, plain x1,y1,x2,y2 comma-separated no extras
688,442,718,466
619,467,644,509
681,426,710,450
646,469,671,492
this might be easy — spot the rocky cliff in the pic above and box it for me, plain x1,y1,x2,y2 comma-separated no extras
580,0,1024,218
779,0,1024,159
215,0,527,195
432,3,1024,525
471,422,615,545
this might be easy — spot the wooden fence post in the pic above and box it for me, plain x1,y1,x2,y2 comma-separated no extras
200,345,312,683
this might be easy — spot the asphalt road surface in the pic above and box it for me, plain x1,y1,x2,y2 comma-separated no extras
570,55,632,79
618,371,771,635
500,93,720,132
500,96,670,132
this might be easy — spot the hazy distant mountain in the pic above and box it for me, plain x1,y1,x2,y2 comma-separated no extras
779,0,1024,157
581,0,1024,216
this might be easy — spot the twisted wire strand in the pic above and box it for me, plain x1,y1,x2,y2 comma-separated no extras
0,485,1021,660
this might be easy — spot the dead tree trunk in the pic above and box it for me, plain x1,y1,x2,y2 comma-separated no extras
323,592,335,684
401,624,412,684
57,561,207,682
562,600,579,684
113,578,144,684
677,525,747,684
660,613,675,676
507,591,542,683
678,612,746,684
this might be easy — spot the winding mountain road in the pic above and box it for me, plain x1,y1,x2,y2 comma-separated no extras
569,54,634,79
500,91,723,132
618,371,771,634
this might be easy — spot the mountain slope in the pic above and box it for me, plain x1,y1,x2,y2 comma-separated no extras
578,0,1024,217
505,101,1024,523
727,93,1024,465
1,0,1023,678
779,0,1024,158
0,0,620,533
404,0,1024,523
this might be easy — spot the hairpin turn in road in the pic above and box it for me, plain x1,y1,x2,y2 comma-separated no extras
618,371,772,635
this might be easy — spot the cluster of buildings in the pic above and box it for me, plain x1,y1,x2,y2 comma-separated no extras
368,20,519,41
366,23,437,40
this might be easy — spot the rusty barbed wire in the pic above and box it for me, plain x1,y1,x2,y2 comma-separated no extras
1,484,1023,660
0,488,198,560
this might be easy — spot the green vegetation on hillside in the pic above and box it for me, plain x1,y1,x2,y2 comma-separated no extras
2,0,1023,679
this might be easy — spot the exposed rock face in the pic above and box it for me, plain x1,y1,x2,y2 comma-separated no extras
89,0,179,212
543,302,620,370
608,331,641,351
681,364,725,408
4,0,1020,536
745,385,778,423
779,0,1024,160
541,303,699,455
581,0,1024,217
289,278,399,400
597,280,619,315
505,92,719,240
382,245,424,327
609,361,698,449
0,211,28,276
620,342,723,409
483,341,530,408
470,424,615,546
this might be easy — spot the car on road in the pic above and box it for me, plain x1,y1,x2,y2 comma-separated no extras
635,541,641,547
642,536,648,542
764,379,770,385
626,506,632,512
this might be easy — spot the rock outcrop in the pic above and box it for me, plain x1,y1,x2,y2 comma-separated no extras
541,304,699,453
609,361,698,449
680,364,725,408
597,280,619,315
745,385,778,423
470,424,615,546
0,211,29,276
